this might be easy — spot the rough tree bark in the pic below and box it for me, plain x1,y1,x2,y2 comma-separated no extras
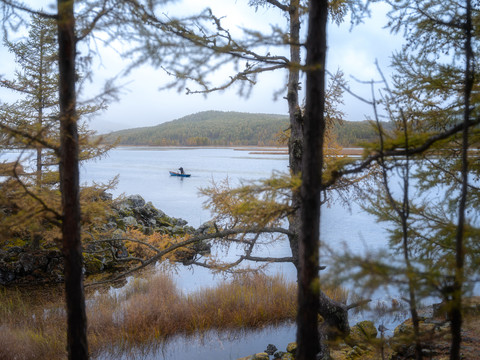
287,0,302,269
57,0,89,358
296,0,328,359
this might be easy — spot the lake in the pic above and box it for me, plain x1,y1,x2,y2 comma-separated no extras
2,146,392,359
80,147,390,287
79,147,393,359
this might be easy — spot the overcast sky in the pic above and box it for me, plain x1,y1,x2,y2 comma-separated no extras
0,0,403,133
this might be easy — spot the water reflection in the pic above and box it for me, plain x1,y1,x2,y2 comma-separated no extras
97,325,295,360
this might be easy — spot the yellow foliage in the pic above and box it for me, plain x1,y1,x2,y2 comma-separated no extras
0,175,116,249
124,228,194,261
200,172,301,228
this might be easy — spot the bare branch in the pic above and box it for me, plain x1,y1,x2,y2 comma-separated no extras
184,64,285,95
346,298,371,311
0,0,57,19
87,237,163,254
86,225,293,287
322,117,480,190
264,0,290,12
76,3,115,42
241,255,294,263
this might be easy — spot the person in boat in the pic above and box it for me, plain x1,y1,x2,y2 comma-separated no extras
178,167,184,175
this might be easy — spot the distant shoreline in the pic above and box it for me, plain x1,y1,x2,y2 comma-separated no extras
114,145,364,156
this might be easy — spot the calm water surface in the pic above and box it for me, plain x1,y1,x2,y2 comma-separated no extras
81,147,390,287
2,147,392,359
81,147,290,227
80,147,393,359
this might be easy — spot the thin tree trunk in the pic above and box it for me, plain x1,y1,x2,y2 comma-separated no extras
36,147,42,184
36,30,44,186
450,1,472,358
57,0,89,358
377,109,422,359
296,0,328,358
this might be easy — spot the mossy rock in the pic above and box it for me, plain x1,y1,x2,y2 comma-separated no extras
393,318,414,338
252,353,269,360
281,353,295,360
123,216,138,227
4,254,19,263
393,318,436,339
345,321,377,348
184,225,196,234
330,347,350,360
346,345,367,359
126,194,145,208
237,353,269,360
286,342,297,355
390,318,441,356
5,238,28,249
116,218,126,230
331,342,381,360
83,254,104,274
171,225,186,235
156,217,173,227
118,206,134,217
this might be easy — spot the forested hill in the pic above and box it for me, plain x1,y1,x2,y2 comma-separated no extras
103,110,387,147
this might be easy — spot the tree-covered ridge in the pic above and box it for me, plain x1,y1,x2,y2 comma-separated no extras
103,110,289,146
104,110,388,147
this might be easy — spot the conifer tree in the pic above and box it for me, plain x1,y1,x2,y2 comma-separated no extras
0,2,115,358
1,13,58,185
384,1,478,358
327,1,480,358
0,12,113,251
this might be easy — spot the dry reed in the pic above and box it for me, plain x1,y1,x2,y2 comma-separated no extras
1,272,348,359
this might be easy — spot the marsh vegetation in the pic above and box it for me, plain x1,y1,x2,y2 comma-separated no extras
0,272,347,359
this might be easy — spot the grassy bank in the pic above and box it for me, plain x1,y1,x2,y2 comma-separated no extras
0,272,348,359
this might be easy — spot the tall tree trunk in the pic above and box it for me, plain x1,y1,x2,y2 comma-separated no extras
57,0,89,358
287,0,302,269
450,0,472,358
296,0,328,359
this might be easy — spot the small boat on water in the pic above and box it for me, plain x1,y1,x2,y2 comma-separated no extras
169,171,191,177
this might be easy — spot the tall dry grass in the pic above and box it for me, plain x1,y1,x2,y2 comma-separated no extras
87,272,300,349
0,286,66,360
0,272,348,359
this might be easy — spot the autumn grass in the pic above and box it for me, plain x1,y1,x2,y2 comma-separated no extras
0,273,348,359
0,286,66,359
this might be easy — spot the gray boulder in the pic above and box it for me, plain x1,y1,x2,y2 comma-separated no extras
126,194,146,208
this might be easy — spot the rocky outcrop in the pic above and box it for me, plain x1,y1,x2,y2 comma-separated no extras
0,247,64,285
109,194,193,235
0,194,211,285
388,298,480,359
243,322,379,360
344,320,378,348
104,194,211,260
